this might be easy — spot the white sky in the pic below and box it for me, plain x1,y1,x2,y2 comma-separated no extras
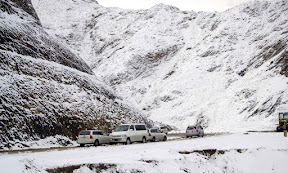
96,0,254,12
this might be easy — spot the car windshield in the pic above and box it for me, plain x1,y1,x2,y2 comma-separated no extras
114,125,129,132
280,113,288,119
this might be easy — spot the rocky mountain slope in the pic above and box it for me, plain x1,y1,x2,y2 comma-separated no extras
0,0,150,150
32,0,288,132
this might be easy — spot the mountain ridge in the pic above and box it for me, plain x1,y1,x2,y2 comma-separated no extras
31,0,288,132
0,0,151,150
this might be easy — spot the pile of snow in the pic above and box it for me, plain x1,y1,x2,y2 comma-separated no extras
32,0,288,132
2,135,77,151
0,133,287,172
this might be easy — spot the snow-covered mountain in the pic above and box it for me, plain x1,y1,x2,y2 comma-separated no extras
32,0,288,131
31,0,288,132
0,0,150,149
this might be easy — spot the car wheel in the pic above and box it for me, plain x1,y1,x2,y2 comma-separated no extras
126,138,131,145
94,140,99,147
163,136,167,141
80,144,85,147
152,137,156,142
142,137,147,143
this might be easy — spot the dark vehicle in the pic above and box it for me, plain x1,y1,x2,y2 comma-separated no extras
276,105,288,132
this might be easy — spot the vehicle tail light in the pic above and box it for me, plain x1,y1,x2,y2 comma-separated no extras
149,133,151,136
90,135,93,139
197,130,198,132
186,130,187,133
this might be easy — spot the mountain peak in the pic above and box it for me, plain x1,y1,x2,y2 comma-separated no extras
10,0,41,24
149,3,180,12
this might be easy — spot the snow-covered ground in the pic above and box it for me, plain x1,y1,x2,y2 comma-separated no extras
1,132,287,172
2,135,77,151
1,134,180,151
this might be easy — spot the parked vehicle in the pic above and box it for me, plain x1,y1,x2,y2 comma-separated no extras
110,124,149,144
77,130,110,147
186,125,204,138
276,105,288,132
148,128,167,142
160,126,169,134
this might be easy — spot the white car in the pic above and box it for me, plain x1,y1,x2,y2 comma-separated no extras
148,128,167,142
186,125,204,138
77,130,110,147
110,124,149,144
160,126,169,134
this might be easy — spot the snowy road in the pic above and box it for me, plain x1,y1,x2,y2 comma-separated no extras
1,132,287,172
0,133,221,155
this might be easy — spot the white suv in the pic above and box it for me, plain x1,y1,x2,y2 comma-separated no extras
186,125,204,138
110,124,149,144
160,126,169,134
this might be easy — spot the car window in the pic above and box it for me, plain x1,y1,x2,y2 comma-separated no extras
79,131,90,135
114,125,129,132
93,131,102,135
196,126,203,129
101,132,108,136
129,125,135,130
135,125,146,131
151,129,157,133
160,127,166,129
283,113,288,119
